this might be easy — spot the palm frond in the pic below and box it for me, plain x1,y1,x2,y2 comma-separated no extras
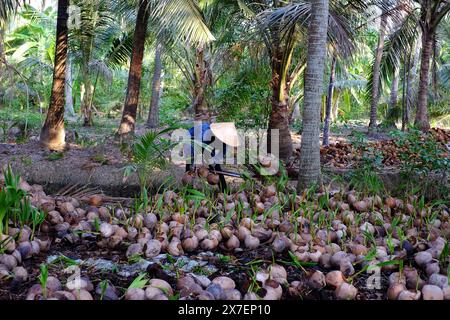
380,10,420,89
89,59,113,85
132,127,176,171
0,0,22,25
365,8,420,103
152,0,215,44
104,32,134,69
256,0,360,61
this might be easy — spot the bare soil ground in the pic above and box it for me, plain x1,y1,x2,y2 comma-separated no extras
0,122,420,198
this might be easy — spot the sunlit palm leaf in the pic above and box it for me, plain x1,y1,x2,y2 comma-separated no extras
256,0,364,60
152,0,215,44
104,32,134,69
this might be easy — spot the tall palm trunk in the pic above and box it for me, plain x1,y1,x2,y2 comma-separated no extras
65,56,75,117
81,61,93,126
117,0,150,136
368,13,388,133
268,46,294,160
322,55,336,146
79,0,101,127
192,44,211,121
390,71,399,111
402,49,410,131
298,0,329,191
0,29,5,108
147,44,163,128
383,69,399,130
431,34,438,100
402,44,420,130
40,0,68,151
414,29,433,131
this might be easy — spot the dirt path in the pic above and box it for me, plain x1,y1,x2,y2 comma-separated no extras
0,141,184,196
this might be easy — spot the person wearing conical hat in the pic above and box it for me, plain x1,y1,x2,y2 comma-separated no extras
185,122,240,190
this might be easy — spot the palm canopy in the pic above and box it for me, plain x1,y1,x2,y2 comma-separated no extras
112,0,215,44
158,0,245,82
370,0,450,97
254,0,376,61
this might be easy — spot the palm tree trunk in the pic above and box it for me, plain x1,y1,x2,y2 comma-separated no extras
322,55,336,146
431,34,438,100
390,70,399,111
81,63,93,126
414,29,433,131
193,44,211,121
368,13,388,133
117,0,150,136
65,56,75,117
0,29,5,108
147,44,163,128
40,0,68,151
297,0,329,191
403,44,419,130
401,49,410,131
383,69,399,130
268,47,293,160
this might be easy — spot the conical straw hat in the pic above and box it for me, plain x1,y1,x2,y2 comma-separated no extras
210,122,240,147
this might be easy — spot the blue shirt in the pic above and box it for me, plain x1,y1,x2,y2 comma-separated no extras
188,123,226,164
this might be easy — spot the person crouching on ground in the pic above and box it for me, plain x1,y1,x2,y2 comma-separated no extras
185,122,240,191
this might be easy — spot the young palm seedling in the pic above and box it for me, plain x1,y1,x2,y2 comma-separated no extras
38,264,48,299
123,128,177,205
128,273,148,290
99,280,108,300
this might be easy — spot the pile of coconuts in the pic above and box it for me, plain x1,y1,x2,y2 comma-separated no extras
181,166,222,187
308,128,450,169
0,172,449,300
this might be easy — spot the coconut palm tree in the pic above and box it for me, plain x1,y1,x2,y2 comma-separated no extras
373,0,450,131
117,0,215,136
117,0,151,136
255,0,365,160
0,0,23,107
162,0,245,121
40,0,69,150
373,1,419,130
70,0,117,126
2,4,57,112
297,0,330,190
414,0,450,130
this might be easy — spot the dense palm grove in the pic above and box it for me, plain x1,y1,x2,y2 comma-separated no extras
0,0,449,302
